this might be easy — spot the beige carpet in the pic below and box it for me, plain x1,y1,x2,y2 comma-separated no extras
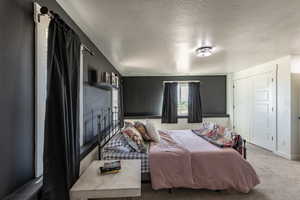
139,144,300,200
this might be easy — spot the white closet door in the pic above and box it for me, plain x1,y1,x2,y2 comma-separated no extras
252,71,276,151
233,78,252,141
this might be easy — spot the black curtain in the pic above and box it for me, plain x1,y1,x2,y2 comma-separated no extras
162,82,178,123
119,79,125,127
188,82,203,123
42,16,81,200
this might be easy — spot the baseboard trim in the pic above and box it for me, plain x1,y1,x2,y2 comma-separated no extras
290,154,300,161
274,151,292,160
274,151,300,160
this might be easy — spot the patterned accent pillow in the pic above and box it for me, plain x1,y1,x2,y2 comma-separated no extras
134,121,152,141
216,125,226,135
201,121,217,130
121,127,147,153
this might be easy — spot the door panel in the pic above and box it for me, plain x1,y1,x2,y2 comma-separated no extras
233,78,252,141
233,70,276,151
252,72,276,150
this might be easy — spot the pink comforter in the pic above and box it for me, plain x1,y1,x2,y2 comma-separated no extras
149,130,260,193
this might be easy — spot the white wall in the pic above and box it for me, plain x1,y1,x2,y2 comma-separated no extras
277,57,292,157
229,55,300,160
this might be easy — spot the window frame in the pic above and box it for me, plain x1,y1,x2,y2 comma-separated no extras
177,83,189,116
112,88,119,123
34,3,50,178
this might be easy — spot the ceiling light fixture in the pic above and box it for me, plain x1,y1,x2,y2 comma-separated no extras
195,46,214,57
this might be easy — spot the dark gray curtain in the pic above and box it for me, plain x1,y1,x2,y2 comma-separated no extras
162,82,178,123
119,79,124,127
42,16,81,200
188,82,203,123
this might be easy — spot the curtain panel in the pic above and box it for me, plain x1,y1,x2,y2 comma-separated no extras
42,16,81,200
162,82,178,123
188,82,203,123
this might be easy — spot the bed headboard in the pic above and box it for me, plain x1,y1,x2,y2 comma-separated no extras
97,107,122,159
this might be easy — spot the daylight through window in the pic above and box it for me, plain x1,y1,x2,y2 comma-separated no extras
177,83,189,116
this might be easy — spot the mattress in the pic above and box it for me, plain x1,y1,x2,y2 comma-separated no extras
101,133,150,173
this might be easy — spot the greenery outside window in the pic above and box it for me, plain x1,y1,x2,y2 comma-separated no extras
177,83,189,116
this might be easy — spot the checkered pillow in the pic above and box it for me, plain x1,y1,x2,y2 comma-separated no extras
102,133,150,173
103,133,134,152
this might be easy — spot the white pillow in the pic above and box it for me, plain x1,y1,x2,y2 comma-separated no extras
145,120,160,143
202,121,216,130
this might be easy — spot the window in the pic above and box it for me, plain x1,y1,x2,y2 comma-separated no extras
34,3,50,177
34,2,84,177
177,83,189,116
112,88,119,128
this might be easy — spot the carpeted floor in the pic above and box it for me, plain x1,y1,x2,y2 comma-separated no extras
139,144,300,200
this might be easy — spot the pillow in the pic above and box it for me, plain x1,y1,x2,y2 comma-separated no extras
103,133,134,152
201,121,216,130
145,120,160,143
134,121,152,141
105,145,132,153
216,125,226,136
124,120,134,128
121,127,147,153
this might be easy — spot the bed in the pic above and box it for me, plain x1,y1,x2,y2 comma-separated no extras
101,133,150,173
96,111,259,193
100,129,259,193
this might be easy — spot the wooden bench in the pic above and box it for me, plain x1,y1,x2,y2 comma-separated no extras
70,160,141,200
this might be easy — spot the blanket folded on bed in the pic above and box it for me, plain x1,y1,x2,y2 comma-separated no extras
192,129,233,147
192,123,244,156
149,130,260,193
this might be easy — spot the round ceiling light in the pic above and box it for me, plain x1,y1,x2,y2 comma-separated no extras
195,46,214,57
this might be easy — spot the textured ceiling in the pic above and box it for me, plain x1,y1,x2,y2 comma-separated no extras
57,0,300,76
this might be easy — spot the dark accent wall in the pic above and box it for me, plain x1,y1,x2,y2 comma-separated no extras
83,86,111,143
36,1,122,117
0,0,121,198
0,0,35,198
123,76,226,116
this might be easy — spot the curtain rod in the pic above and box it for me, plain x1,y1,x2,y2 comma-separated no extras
163,81,201,83
39,6,95,56
81,44,95,56
163,80,201,84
